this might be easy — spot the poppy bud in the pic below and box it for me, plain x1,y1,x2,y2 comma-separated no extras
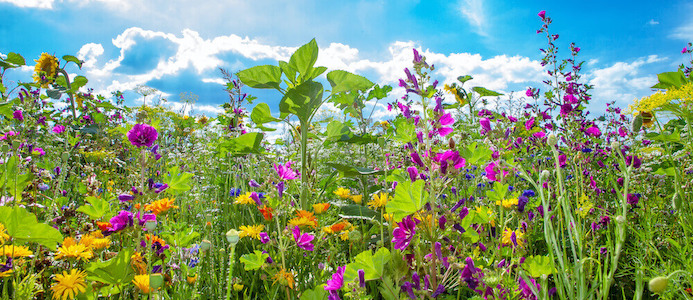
648,276,668,294
547,134,557,146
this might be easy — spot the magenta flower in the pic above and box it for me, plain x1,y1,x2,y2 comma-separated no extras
585,126,601,137
538,10,546,19
52,125,65,134
293,226,314,251
274,161,300,180
392,215,418,251
479,118,492,134
108,210,134,232
259,232,270,244
682,47,687,54
525,88,533,97
12,110,23,122
525,117,535,131
127,124,158,148
406,166,418,182
484,161,508,182
325,265,346,300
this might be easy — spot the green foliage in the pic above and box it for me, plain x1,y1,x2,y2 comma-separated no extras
218,132,264,157
326,162,384,177
523,255,556,277
76,195,113,220
0,206,63,249
162,166,194,195
344,247,391,282
240,250,269,271
237,65,283,90
85,249,134,287
386,179,428,222
250,102,281,131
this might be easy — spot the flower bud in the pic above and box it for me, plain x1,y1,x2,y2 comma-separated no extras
448,138,455,149
611,141,620,150
150,274,165,289
226,229,240,245
540,170,550,180
547,134,557,146
615,215,626,224
648,276,668,294
631,114,643,133
144,220,157,231
200,239,213,251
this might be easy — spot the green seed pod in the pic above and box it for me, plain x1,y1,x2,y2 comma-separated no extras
631,114,643,133
150,274,165,289
200,239,213,251
547,134,557,146
226,229,240,245
648,276,668,294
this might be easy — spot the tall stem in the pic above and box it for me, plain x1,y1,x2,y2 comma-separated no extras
299,119,309,210
58,69,78,120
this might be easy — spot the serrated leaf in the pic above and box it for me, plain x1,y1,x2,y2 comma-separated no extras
71,75,88,91
162,167,194,195
240,250,269,271
278,61,297,85
651,71,689,89
327,70,374,94
250,102,281,126
76,196,112,220
289,39,319,79
279,80,324,123
0,206,63,249
386,180,428,222
62,55,83,68
47,89,62,99
344,247,391,282
238,65,283,90
367,84,392,100
324,121,353,142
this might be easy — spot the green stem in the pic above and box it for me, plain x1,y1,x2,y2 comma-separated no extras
299,119,309,210
225,244,236,300
58,69,78,120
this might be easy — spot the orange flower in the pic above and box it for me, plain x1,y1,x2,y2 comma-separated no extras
145,234,166,246
288,210,318,228
258,205,274,221
312,203,330,214
145,198,178,215
96,222,111,231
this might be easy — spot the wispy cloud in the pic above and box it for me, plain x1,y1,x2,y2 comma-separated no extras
458,0,487,36
587,55,666,108
0,0,53,9
647,19,659,25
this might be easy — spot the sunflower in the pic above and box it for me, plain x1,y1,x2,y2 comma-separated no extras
1,245,33,258
145,198,178,215
368,192,391,210
132,274,152,294
333,187,351,199
50,269,87,300
238,225,264,240
312,203,330,214
0,223,9,243
33,53,59,88
55,243,93,261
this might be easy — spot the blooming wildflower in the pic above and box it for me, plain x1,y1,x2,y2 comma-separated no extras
258,205,274,221
0,224,9,244
484,161,507,182
350,194,363,204
585,126,601,137
293,226,315,251
186,274,198,284
55,241,94,261
460,257,483,290
108,210,134,232
50,269,87,300
274,161,299,180
406,166,418,182
333,187,351,199
313,203,330,214
288,210,318,228
259,232,270,244
392,216,418,251
12,110,23,122
496,197,519,209
127,124,158,148
323,221,351,235
518,277,541,300
33,53,59,88
131,252,147,274
132,274,152,294
479,118,492,134
501,228,525,248
145,198,177,215
324,265,346,297
538,10,546,18
234,192,255,205
273,268,295,289
368,192,391,210
239,225,265,240
0,245,33,258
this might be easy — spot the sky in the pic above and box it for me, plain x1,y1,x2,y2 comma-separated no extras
1,0,692,120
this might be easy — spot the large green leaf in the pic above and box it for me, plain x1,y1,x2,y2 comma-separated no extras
289,39,319,79
76,196,112,220
344,247,391,282
522,255,555,277
457,75,473,84
366,84,392,100
324,120,353,142
85,249,134,286
472,86,503,97
651,71,689,89
71,75,88,91
393,117,415,143
237,65,283,90
385,180,428,222
250,102,281,130
62,55,83,69
0,206,63,249
240,250,269,271
162,166,194,195
326,162,384,177
339,204,380,220
4,52,26,67
299,285,328,300
280,81,324,123
327,70,374,94
218,132,264,157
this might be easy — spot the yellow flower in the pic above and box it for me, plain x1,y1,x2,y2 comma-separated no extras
476,206,496,227
576,194,594,218
55,243,94,261
379,121,390,129
145,198,178,215
501,228,525,248
272,268,295,289
186,274,198,284
0,269,12,278
312,203,330,214
33,53,59,88
132,274,152,294
333,187,351,199
234,192,255,205
495,197,519,209
288,210,318,228
0,223,10,244
238,225,265,240
350,195,363,204
322,221,351,235
1,245,33,258
233,283,244,291
368,192,391,209
131,252,147,275
51,269,87,300
444,84,468,106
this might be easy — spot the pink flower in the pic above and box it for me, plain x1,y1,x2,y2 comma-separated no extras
585,126,601,137
127,124,158,148
538,10,546,19
324,265,346,291
479,118,492,134
533,131,546,138
12,110,23,122
485,161,508,182
682,47,687,54
392,216,418,251
274,161,300,180
525,117,535,131
292,226,314,251
52,125,65,134
618,126,627,137
525,88,534,97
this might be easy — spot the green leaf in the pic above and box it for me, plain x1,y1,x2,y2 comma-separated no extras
386,180,428,222
485,182,509,203
218,132,264,157
85,249,134,286
366,84,392,100
645,131,681,143
162,166,194,195
326,70,374,94
238,65,283,90
4,52,26,67
522,255,555,277
393,117,415,143
250,102,281,127
62,55,83,68
289,39,319,79
299,285,328,300
324,121,353,142
651,71,689,89
326,162,384,177
457,75,473,83
344,247,391,282
240,250,269,271
0,206,63,249
654,167,676,177
76,196,112,220
161,227,199,248
280,80,324,123
472,86,503,97
278,61,297,85
339,204,380,220
461,142,493,166
46,89,62,99
71,75,88,91
462,229,479,243
379,276,398,300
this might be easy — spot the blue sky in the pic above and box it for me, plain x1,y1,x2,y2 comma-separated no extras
1,0,692,118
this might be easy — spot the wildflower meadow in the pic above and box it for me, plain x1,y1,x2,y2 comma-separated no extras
2,10,693,300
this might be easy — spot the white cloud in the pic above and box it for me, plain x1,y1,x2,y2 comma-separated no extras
77,43,104,69
587,55,666,106
459,0,487,36
647,19,659,25
671,23,693,41
0,0,53,9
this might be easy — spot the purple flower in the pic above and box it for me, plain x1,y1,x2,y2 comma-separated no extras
460,257,483,290
274,162,299,180
585,126,601,137
392,215,418,251
525,88,534,97
410,151,424,167
325,265,346,300
13,110,23,122
406,166,418,182
51,125,65,134
358,269,365,288
683,47,688,54
118,194,135,202
293,226,314,251
525,117,535,131
259,232,270,244
136,211,156,227
108,210,134,232
479,118,492,134
627,193,641,206
538,10,546,19
127,124,158,148
249,179,261,187
276,182,285,198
